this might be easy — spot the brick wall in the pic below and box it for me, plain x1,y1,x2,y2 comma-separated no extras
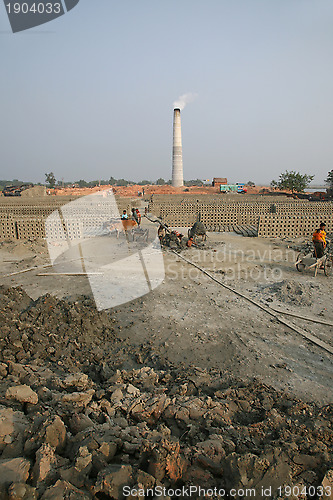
0,196,136,240
148,195,333,237
258,215,333,238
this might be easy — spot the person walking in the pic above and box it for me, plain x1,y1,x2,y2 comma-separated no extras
135,208,141,225
312,222,327,258
131,208,138,224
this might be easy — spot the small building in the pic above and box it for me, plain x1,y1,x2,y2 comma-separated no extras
212,177,227,187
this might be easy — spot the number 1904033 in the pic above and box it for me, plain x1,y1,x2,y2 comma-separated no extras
277,485,331,497
6,3,62,14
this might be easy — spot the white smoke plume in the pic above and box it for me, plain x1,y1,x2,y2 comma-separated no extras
173,92,198,111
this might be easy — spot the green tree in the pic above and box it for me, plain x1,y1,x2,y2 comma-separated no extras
247,181,256,187
184,179,204,186
156,178,166,185
45,172,56,188
116,178,129,186
138,180,152,186
270,170,314,193
325,170,333,189
77,179,88,187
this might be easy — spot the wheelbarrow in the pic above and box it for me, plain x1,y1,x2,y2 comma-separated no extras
295,245,332,277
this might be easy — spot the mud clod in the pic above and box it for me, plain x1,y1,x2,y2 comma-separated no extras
0,285,332,498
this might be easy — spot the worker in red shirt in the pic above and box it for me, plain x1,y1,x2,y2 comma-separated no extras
312,222,327,258
135,208,141,225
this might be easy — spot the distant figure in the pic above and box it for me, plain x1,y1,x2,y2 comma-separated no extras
158,224,166,242
312,222,327,258
121,210,128,220
142,188,145,196
135,208,141,225
131,208,139,224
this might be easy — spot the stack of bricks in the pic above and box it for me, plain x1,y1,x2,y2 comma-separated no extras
15,219,45,239
0,195,135,240
1,193,332,240
0,214,16,239
45,219,83,241
258,215,333,238
148,194,333,238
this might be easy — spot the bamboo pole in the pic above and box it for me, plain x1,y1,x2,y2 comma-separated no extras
172,250,333,356
270,307,333,326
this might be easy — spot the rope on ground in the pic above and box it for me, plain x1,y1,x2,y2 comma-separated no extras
270,306,333,327
170,250,333,356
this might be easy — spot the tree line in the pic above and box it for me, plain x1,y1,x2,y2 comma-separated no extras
1,170,333,193
44,173,206,189
44,170,333,192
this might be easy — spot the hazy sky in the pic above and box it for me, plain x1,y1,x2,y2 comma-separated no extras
1,0,332,185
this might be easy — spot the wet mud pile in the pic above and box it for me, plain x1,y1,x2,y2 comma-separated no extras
0,286,332,499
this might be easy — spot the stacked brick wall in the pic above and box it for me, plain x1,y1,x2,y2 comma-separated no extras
0,196,135,240
258,215,333,238
45,218,83,241
0,219,16,239
151,200,332,226
16,219,45,239
1,194,331,240
148,195,333,237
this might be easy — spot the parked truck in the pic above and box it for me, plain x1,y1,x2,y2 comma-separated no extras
220,183,247,194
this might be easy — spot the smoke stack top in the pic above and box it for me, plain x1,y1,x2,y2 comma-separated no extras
173,92,198,111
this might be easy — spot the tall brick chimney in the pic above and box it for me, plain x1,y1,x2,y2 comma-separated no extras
172,108,184,187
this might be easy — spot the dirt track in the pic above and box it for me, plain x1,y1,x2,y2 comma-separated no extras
1,229,332,404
